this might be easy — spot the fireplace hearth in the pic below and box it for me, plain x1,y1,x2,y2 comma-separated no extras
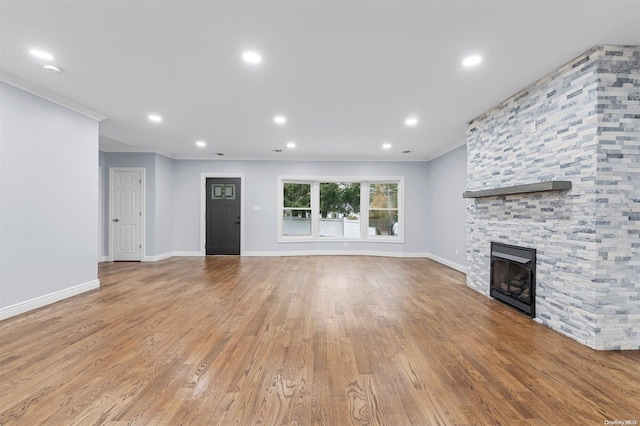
490,242,536,317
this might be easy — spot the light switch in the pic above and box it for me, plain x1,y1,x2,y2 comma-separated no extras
252,205,262,211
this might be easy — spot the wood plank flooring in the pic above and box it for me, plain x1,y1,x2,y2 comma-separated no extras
1,256,638,425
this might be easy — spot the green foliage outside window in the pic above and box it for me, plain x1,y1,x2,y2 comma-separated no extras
319,183,360,218
369,183,398,208
280,178,401,239
368,183,399,235
283,183,310,208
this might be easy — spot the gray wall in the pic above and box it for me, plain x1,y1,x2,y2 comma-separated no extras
101,152,156,256
172,160,430,255
154,154,174,256
99,153,470,263
99,151,106,257
425,145,467,269
1,83,99,309
101,152,175,258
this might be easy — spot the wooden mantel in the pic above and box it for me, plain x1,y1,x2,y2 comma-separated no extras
463,180,572,199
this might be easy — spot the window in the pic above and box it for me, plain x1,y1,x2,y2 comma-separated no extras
368,183,398,236
282,183,311,236
278,176,403,241
319,182,360,237
212,183,235,199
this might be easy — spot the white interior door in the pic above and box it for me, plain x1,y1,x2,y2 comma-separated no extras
111,169,142,261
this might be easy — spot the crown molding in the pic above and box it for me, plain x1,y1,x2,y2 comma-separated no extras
97,147,458,163
424,138,467,162
98,144,176,159
172,154,431,162
0,70,107,122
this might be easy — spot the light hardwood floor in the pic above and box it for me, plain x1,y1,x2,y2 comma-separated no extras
1,256,638,425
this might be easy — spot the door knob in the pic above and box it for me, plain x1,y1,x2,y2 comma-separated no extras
113,218,120,223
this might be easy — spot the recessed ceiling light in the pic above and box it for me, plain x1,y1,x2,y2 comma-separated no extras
148,114,162,123
287,141,296,148
402,150,411,154
382,143,392,149
29,49,53,60
196,141,206,148
405,117,418,127
463,55,482,67
216,153,224,156
242,51,262,64
43,65,61,73
273,115,287,125
273,149,282,153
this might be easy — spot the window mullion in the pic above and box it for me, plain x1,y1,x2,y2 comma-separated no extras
278,178,284,238
311,181,320,238
361,182,369,239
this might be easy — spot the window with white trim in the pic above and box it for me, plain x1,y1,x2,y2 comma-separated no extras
282,182,311,236
368,183,399,237
278,176,404,242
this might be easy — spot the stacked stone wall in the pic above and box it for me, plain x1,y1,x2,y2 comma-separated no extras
466,45,639,349
594,46,640,349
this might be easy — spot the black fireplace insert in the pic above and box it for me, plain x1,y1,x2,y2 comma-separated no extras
490,242,536,317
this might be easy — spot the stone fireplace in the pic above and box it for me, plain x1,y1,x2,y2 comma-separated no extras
465,45,640,350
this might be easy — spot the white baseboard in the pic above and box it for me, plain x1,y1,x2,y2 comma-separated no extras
0,279,100,321
242,250,466,273
243,250,430,258
99,256,109,262
172,251,202,257
425,253,467,274
141,251,202,261
103,250,466,274
143,252,173,262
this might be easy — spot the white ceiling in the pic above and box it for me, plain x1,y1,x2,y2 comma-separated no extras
1,1,639,161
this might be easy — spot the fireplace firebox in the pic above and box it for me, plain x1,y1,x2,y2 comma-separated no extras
490,242,536,317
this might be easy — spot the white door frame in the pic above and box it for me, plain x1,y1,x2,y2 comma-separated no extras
109,167,146,261
200,173,245,256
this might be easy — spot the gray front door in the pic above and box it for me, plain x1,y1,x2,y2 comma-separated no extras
206,178,241,255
